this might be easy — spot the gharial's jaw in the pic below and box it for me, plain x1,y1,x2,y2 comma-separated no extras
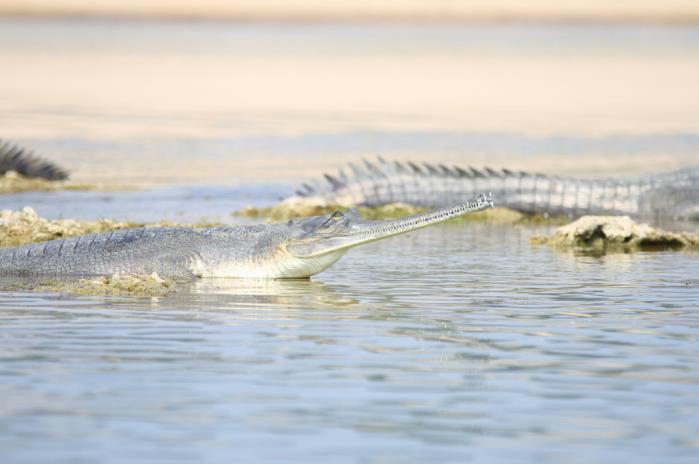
288,194,493,259
190,246,348,279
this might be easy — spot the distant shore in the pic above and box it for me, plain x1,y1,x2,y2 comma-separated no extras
2,2,698,187
1,0,698,25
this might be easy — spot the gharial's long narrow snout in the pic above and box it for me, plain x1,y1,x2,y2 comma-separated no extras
289,193,494,258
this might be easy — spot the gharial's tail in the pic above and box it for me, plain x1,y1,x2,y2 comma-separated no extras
0,140,69,181
294,157,699,219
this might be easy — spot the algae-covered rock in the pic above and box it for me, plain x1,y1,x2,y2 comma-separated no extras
235,196,340,221
0,207,137,247
530,215,699,252
234,197,425,221
234,197,563,224
0,171,63,193
355,205,567,225
0,207,136,247
356,203,423,220
0,171,113,193
2,273,176,298
67,273,176,297
0,207,222,248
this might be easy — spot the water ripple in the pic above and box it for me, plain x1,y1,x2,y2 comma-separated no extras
1,224,698,463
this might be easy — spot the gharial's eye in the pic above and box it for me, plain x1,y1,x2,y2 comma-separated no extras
319,211,344,228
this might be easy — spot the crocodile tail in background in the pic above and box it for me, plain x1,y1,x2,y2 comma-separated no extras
0,140,69,181
295,157,699,220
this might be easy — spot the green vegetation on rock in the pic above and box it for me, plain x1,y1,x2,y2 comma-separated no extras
234,197,567,225
0,207,221,248
2,273,176,298
530,215,699,252
0,171,122,194
0,171,66,193
0,207,137,247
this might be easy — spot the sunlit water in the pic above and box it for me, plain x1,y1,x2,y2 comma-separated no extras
1,186,698,463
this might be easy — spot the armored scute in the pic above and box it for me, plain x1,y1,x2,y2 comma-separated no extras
295,158,699,222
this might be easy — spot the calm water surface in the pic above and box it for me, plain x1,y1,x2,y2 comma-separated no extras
0,187,698,463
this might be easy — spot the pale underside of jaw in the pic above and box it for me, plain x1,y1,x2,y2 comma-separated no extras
291,232,392,259
190,246,348,279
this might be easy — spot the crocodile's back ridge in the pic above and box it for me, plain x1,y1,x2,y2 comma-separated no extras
295,159,699,219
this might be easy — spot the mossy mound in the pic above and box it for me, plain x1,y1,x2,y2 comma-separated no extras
3,273,176,298
0,170,113,193
234,196,565,225
0,207,221,248
235,196,347,221
0,171,64,193
66,273,176,297
0,207,137,247
530,216,699,252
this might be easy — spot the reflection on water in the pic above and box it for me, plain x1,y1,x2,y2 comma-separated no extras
1,224,697,463
187,278,360,308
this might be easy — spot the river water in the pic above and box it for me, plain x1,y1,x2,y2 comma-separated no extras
1,186,698,463
1,18,699,464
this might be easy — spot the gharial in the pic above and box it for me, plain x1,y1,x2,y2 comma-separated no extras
0,139,69,180
293,158,699,221
0,195,493,280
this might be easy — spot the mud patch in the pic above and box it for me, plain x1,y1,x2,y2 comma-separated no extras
530,216,699,252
